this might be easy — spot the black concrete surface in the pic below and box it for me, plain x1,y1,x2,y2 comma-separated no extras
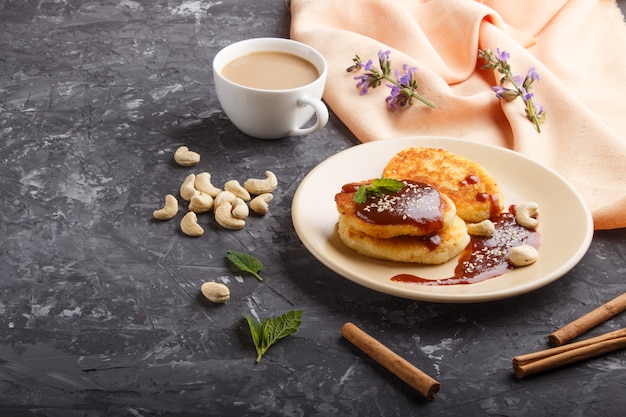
1,1,625,416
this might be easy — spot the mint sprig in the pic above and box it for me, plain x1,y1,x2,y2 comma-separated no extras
353,178,405,204
243,310,303,363
226,250,264,282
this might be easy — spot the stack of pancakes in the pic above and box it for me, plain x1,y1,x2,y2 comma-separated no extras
335,147,505,265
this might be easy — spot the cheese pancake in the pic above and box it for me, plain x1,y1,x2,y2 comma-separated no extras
382,147,504,222
335,180,457,238
337,215,470,265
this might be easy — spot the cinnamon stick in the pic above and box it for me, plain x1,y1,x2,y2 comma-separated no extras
341,322,440,400
513,328,626,378
548,292,626,346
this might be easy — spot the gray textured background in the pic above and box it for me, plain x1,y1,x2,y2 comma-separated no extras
1,1,625,416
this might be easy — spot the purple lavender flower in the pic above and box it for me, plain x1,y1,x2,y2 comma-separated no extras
386,85,403,110
492,86,506,99
527,66,540,82
385,64,423,109
536,104,545,117
492,86,518,102
521,86,534,102
479,47,546,132
396,64,417,86
378,50,391,66
496,48,510,62
346,50,435,109
354,74,370,95
522,66,540,91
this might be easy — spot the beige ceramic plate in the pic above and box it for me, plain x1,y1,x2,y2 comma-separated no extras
292,137,593,303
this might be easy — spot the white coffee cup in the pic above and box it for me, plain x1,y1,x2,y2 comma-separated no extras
213,38,329,140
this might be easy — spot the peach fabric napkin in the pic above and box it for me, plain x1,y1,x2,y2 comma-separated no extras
290,0,626,230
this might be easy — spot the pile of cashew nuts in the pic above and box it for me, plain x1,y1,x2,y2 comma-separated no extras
152,145,278,237
466,201,540,268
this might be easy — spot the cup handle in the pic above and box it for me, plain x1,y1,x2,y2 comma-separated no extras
289,96,329,137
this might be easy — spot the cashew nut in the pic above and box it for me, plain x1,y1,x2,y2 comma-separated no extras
188,192,214,214
174,146,200,166
467,219,495,236
214,190,237,208
509,245,539,267
515,202,540,229
231,197,249,220
250,193,273,215
201,281,230,303
195,172,222,197
224,180,251,201
180,211,204,236
215,201,246,230
153,194,179,220
244,171,278,195
180,173,199,201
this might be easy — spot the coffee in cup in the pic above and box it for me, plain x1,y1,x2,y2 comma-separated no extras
221,51,319,90
213,38,328,139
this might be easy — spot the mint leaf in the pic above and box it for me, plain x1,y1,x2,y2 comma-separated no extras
243,312,262,350
227,250,264,282
353,185,368,204
353,178,405,204
373,178,406,190
243,310,303,363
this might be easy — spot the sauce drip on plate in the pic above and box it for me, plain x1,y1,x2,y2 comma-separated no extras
391,208,540,286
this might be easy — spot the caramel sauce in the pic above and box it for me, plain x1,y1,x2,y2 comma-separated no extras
459,173,501,218
408,233,442,251
352,180,445,230
341,183,361,193
391,209,540,286
460,174,479,186
476,192,502,219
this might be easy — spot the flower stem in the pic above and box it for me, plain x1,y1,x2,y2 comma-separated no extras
385,76,436,108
